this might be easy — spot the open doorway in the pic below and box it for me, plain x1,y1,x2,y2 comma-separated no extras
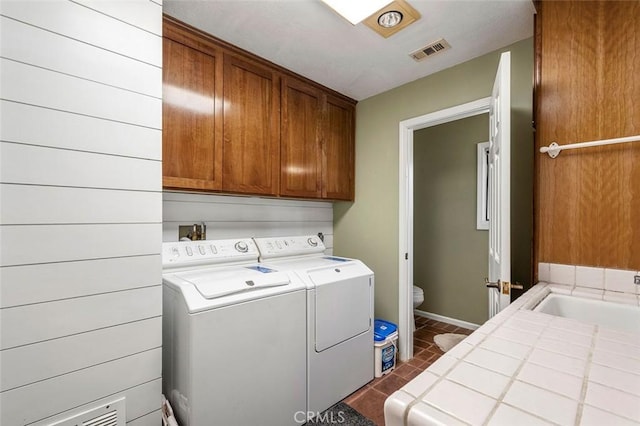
398,97,491,361
413,113,490,328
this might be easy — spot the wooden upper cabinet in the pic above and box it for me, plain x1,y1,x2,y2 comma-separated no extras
162,31,223,190
222,54,280,195
280,77,323,198
323,95,355,200
281,78,355,201
162,16,356,200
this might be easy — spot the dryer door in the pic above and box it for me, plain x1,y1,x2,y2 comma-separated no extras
309,264,372,352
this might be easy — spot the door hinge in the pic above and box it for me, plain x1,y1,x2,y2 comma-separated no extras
405,253,408,260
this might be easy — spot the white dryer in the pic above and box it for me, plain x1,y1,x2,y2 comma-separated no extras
162,238,307,426
254,235,374,415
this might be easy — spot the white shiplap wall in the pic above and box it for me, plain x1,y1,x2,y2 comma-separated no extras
163,192,334,252
0,2,162,425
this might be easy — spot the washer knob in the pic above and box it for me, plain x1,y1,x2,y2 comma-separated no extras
307,237,318,247
235,241,249,253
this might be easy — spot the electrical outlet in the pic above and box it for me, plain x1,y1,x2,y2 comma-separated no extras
635,275,640,285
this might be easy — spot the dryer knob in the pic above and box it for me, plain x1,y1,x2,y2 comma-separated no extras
235,241,249,253
307,237,318,247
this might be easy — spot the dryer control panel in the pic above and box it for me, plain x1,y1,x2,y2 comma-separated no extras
254,235,326,260
162,238,258,269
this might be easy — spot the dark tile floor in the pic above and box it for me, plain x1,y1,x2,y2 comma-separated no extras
342,316,473,425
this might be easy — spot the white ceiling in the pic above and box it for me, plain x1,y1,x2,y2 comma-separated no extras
163,0,535,101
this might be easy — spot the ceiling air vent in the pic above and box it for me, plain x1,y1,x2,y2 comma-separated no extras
410,38,451,61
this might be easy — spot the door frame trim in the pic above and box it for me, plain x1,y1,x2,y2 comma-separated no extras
398,97,491,361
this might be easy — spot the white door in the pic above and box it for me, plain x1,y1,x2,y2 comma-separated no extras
487,51,511,318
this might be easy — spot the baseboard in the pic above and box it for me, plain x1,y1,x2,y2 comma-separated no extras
414,309,480,330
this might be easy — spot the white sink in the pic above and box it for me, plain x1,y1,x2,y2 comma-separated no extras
533,293,640,334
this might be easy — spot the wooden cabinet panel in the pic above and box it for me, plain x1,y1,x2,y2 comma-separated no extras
280,77,322,198
222,54,280,195
162,37,223,190
323,95,355,200
534,1,640,270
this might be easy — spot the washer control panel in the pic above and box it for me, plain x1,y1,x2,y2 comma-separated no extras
162,238,258,268
254,235,326,259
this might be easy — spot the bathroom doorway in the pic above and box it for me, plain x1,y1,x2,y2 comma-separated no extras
413,114,490,327
397,97,491,360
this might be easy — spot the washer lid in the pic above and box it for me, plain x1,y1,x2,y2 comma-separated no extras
176,266,291,299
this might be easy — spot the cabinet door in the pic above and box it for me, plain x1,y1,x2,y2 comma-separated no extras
534,0,640,269
280,77,323,198
163,38,223,190
323,95,355,200
222,54,280,195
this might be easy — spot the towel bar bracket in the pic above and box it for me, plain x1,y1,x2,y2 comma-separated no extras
545,142,560,158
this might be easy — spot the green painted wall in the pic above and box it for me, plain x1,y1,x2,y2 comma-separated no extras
333,37,533,326
413,114,489,325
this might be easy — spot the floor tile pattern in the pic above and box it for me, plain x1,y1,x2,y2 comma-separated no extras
343,317,473,425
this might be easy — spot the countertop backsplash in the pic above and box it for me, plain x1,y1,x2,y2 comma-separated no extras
539,263,640,296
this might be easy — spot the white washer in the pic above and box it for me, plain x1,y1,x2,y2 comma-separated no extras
162,238,307,426
254,235,374,415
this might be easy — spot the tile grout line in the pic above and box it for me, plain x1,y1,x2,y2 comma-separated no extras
574,325,598,426
403,319,502,425
481,312,555,426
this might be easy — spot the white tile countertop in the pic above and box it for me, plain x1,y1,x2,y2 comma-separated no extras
384,281,640,426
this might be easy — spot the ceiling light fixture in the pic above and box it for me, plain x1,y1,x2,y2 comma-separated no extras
364,0,421,38
377,10,403,28
320,0,393,25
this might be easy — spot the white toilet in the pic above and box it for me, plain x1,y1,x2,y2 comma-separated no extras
413,285,424,309
413,285,424,330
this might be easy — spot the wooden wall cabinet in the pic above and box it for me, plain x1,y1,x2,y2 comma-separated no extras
323,95,355,200
222,54,280,196
162,26,223,191
162,16,356,201
280,77,355,200
534,1,640,271
280,77,323,198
